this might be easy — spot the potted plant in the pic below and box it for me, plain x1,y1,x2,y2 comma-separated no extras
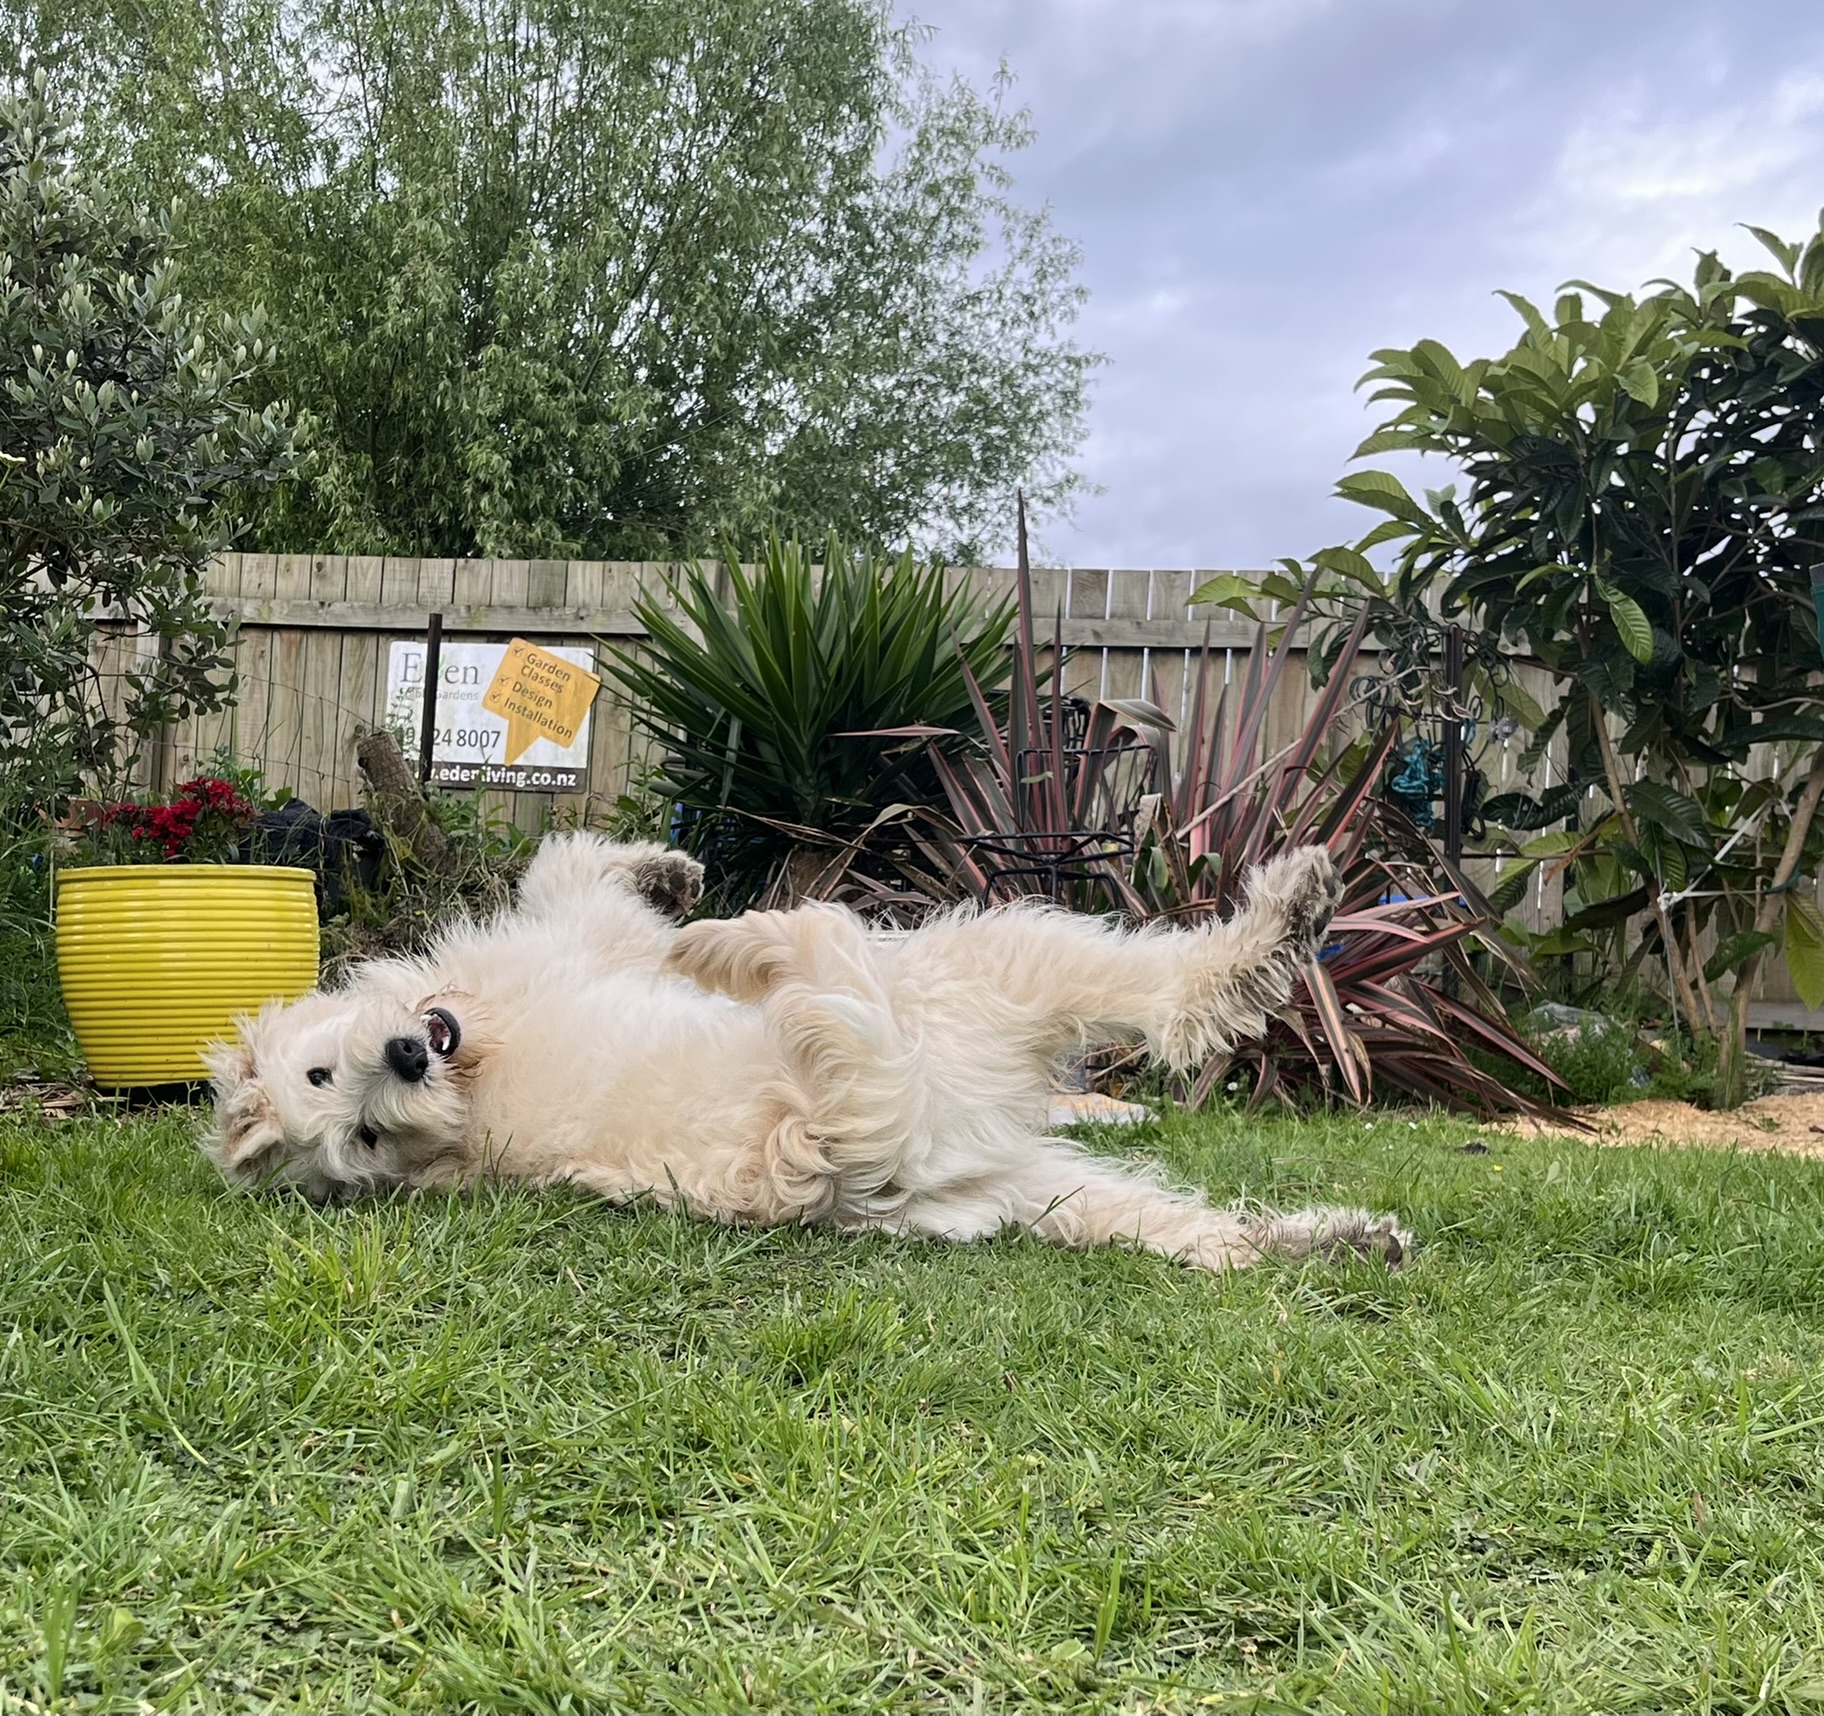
54,776,320,1085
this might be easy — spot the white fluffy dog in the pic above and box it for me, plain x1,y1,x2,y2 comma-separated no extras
203,833,1412,1273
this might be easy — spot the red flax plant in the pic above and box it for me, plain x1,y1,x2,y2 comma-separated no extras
924,536,1561,1118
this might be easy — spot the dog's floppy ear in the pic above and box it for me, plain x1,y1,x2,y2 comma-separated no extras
201,1029,284,1182
201,1034,252,1088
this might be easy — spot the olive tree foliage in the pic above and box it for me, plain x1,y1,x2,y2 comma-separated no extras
0,77,295,801
1209,227,1824,1104
5,0,1097,562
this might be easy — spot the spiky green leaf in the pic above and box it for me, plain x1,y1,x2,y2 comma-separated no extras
1625,780,1712,849
1704,929,1778,985
1187,573,1259,618
1334,469,1433,527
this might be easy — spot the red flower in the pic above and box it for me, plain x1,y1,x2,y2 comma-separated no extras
77,775,257,862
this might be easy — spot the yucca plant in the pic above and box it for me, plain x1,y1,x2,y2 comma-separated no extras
606,533,1016,904
924,518,1562,1117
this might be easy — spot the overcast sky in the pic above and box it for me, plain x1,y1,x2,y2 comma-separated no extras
899,0,1824,571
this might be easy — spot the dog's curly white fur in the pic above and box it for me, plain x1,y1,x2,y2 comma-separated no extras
203,833,1411,1273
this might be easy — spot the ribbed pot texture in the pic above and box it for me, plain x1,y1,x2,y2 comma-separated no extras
55,865,321,1085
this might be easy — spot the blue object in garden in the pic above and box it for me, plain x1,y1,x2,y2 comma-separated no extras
1388,739,1444,831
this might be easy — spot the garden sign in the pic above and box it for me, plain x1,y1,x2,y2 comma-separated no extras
385,638,600,791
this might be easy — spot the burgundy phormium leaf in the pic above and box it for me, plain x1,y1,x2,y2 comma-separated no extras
923,558,1567,1120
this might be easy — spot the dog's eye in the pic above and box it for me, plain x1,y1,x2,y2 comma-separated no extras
307,1067,333,1088
357,1124,378,1149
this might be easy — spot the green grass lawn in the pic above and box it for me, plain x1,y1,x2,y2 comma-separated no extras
4,1102,1824,1714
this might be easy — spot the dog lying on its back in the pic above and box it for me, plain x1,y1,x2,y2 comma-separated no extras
203,833,1411,1273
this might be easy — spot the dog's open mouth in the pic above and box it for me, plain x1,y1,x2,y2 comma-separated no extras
422,1007,461,1059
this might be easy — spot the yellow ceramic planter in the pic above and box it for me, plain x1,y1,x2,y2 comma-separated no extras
56,865,321,1085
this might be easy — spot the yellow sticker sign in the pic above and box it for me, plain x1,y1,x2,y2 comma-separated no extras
481,638,602,766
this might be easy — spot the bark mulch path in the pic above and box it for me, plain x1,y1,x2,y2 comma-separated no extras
1495,1093,1824,1160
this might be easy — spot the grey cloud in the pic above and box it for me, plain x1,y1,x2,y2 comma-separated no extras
900,0,1824,567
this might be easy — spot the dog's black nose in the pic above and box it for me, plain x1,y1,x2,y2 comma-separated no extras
385,1036,429,1083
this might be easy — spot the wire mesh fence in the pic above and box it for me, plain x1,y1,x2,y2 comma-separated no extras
78,552,1584,920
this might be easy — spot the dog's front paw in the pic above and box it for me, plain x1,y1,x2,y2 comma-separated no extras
1247,846,1344,958
632,850,705,920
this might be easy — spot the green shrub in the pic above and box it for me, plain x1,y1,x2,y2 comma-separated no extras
0,791,75,1078
0,79,295,802
1522,1012,1644,1105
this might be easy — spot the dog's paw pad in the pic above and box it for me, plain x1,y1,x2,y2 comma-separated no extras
1253,847,1344,952
1319,1211,1412,1269
634,851,705,918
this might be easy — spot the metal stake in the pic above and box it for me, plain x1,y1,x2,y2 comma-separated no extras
417,611,444,785
1442,624,1465,865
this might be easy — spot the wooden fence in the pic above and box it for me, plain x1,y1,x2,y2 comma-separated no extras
96,551,1818,1022
140,554,1549,814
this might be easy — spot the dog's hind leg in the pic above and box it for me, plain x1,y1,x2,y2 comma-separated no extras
887,1139,1409,1274
665,850,1344,1110
899,846,1344,1071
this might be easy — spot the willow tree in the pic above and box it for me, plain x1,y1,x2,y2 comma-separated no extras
5,0,1095,561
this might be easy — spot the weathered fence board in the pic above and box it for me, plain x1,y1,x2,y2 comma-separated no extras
104,551,1820,1023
